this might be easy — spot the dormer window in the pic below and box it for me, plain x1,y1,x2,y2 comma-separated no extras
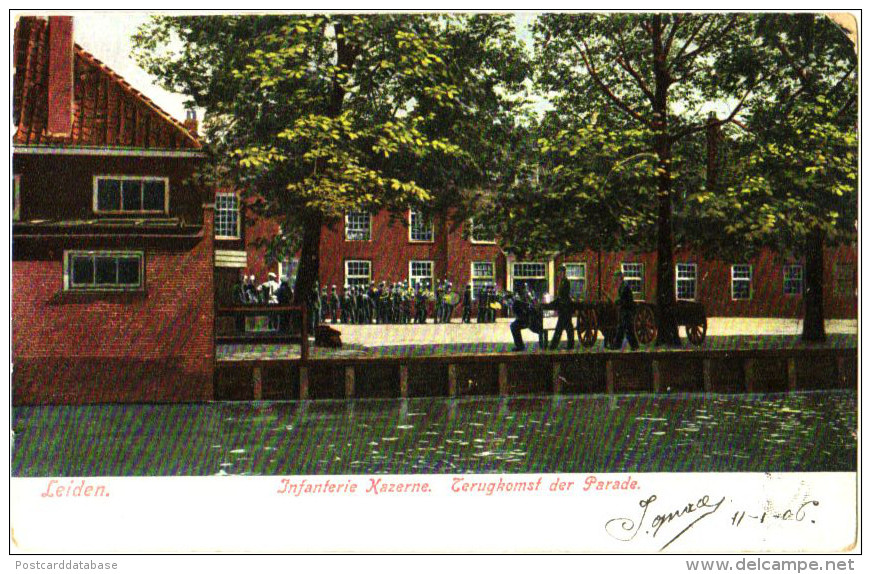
94,176,168,214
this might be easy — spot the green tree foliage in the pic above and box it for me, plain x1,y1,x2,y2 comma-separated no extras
530,14,760,344
697,14,857,340
133,14,529,301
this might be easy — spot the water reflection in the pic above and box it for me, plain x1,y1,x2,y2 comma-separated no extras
11,390,857,477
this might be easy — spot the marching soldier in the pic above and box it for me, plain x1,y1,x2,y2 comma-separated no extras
509,284,545,351
434,280,444,324
319,285,329,322
613,271,639,350
354,287,369,325
341,286,355,324
329,285,340,323
477,284,488,323
391,282,402,324
441,281,455,323
367,282,378,324
462,284,473,323
549,265,575,351
308,283,321,333
401,282,413,324
414,284,427,323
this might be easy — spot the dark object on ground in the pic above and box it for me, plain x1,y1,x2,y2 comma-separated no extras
315,325,343,348
575,300,707,348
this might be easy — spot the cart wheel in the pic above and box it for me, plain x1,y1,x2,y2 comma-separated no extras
577,308,598,348
634,305,657,345
686,317,707,346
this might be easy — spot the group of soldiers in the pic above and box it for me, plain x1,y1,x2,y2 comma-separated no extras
233,273,293,306
308,280,507,326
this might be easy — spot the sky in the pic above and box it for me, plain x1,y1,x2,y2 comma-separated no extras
61,11,542,125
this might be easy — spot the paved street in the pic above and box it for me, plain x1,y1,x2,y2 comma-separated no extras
331,317,858,348
216,317,857,361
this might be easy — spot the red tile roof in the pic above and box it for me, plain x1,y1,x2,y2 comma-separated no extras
13,17,201,150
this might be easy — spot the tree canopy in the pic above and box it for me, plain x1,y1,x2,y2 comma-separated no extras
133,14,529,300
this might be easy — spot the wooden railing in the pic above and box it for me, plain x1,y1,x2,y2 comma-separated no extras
216,305,309,360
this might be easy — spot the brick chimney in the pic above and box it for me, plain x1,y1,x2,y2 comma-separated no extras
47,16,74,137
183,109,199,137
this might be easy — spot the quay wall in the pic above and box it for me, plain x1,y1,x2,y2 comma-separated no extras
215,347,857,401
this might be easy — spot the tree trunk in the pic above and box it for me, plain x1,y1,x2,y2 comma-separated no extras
651,15,681,346
290,19,354,306
653,136,681,345
292,211,323,306
801,226,826,342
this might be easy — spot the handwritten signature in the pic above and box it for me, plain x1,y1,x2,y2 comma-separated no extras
605,494,819,551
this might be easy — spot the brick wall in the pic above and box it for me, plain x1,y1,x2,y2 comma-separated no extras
247,207,857,321
12,206,216,405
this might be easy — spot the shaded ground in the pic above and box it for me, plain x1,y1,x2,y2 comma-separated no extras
11,390,857,476
217,318,857,361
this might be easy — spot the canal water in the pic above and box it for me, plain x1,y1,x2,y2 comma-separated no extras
11,390,856,476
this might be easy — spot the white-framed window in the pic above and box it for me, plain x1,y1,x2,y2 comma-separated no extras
469,219,496,244
512,262,547,298
279,258,299,286
345,211,371,241
564,263,586,299
783,264,803,296
93,176,169,214
676,263,697,301
63,251,144,291
13,174,21,221
621,262,645,299
215,192,240,239
731,264,752,300
409,210,434,242
834,262,856,298
471,261,495,298
345,259,371,288
409,260,434,288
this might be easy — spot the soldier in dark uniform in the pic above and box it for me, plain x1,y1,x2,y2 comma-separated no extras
319,286,328,323
414,284,427,323
432,280,443,324
488,285,498,323
341,286,354,324
477,284,488,323
613,271,639,350
400,283,412,324
308,283,321,333
367,282,378,324
441,281,455,323
549,266,575,350
381,283,392,323
328,285,339,323
371,282,380,323
510,284,545,351
359,286,370,324
354,287,368,325
462,284,473,324
391,282,402,324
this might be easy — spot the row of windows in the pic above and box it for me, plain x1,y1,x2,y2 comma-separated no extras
53,251,855,300
337,261,837,301
343,211,495,243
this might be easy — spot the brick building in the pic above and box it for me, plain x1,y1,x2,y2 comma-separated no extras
12,16,215,405
238,206,856,321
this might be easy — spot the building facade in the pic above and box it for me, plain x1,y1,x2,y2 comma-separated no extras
12,16,215,405
239,208,856,320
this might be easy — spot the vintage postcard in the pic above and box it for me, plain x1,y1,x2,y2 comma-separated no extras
7,8,859,558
